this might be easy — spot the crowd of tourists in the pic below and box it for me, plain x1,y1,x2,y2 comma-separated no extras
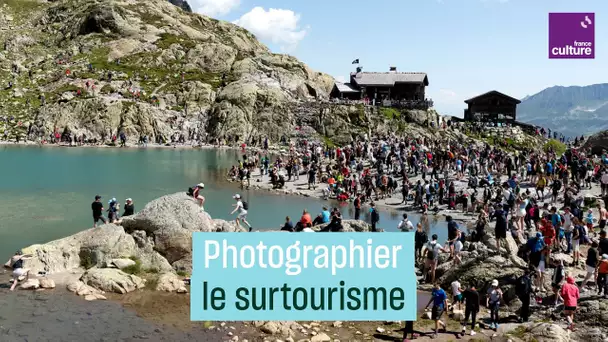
221,129,608,338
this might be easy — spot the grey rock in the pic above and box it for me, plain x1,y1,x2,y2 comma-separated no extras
80,268,145,294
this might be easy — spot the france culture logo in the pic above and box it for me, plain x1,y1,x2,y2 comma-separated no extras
549,13,595,59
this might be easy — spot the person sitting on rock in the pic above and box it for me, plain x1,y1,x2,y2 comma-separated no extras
192,183,205,210
5,251,33,291
312,207,331,226
295,209,312,232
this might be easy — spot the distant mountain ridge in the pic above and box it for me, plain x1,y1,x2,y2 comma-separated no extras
518,83,608,138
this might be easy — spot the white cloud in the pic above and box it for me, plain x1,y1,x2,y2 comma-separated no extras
190,0,240,17
233,7,308,51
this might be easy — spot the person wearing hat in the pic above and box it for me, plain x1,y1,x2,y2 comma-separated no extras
597,254,608,297
486,279,502,331
5,251,33,291
91,195,107,228
123,198,134,217
230,194,252,232
193,183,205,210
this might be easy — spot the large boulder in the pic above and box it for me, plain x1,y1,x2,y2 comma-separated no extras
39,278,56,289
67,280,105,297
21,225,172,275
121,192,247,267
19,279,40,290
80,268,145,294
520,323,571,342
583,130,608,155
439,254,525,304
155,272,188,293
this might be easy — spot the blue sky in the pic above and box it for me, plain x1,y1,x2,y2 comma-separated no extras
191,0,607,116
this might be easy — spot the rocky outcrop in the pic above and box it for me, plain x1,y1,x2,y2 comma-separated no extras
21,225,173,275
155,272,188,293
511,323,571,342
67,280,107,300
435,232,527,304
80,268,145,294
311,220,373,232
19,192,244,296
583,130,608,155
0,0,335,144
122,192,247,270
167,0,192,12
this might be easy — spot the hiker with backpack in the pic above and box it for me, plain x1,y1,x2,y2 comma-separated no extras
187,183,205,210
231,194,252,232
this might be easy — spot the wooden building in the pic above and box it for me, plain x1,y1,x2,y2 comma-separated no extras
330,68,429,103
329,82,361,100
463,91,521,123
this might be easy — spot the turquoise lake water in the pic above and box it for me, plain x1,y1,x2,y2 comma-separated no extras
0,145,446,257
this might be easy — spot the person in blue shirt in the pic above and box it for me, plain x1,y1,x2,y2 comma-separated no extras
546,161,553,177
312,206,331,225
424,283,448,338
526,232,546,269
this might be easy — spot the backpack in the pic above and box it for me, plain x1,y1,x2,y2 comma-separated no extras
187,185,197,197
242,201,249,210
508,191,515,203
515,275,530,297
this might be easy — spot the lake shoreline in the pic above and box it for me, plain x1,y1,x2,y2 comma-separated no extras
0,141,476,236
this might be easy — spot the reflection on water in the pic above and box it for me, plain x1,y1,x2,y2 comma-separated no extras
0,146,449,257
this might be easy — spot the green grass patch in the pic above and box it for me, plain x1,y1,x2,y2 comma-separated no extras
126,4,164,25
322,136,336,148
100,84,113,94
176,270,188,277
122,256,143,275
145,267,159,274
156,33,197,50
79,251,95,270
380,107,401,120
4,0,47,19
544,139,566,155
53,84,81,94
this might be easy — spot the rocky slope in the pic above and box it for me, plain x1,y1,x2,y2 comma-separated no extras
583,130,608,155
518,83,608,138
0,0,335,144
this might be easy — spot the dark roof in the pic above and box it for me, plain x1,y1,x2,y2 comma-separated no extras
464,91,521,104
333,83,360,93
350,72,428,86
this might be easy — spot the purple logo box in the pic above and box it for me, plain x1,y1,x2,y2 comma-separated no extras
549,13,595,59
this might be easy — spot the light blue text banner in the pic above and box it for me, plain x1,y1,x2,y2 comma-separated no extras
191,232,416,321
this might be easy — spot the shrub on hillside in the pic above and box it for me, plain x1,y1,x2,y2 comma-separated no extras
543,139,566,155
